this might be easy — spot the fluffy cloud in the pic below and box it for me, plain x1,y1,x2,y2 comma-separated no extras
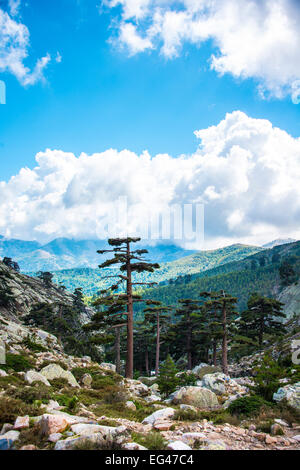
1,111,300,248
105,0,300,101
8,0,22,17
0,6,51,85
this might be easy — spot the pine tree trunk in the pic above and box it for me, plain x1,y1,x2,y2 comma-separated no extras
259,317,264,349
212,340,217,366
126,241,134,379
145,348,149,376
222,302,228,375
187,314,192,370
115,326,121,375
155,312,160,376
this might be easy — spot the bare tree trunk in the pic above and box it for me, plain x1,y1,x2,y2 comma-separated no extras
187,314,192,370
155,312,160,376
145,348,149,376
212,340,217,366
126,241,134,379
115,326,121,375
222,303,228,375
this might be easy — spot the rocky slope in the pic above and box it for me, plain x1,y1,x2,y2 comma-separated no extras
0,261,299,451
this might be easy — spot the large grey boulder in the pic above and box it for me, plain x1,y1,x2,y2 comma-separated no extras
142,408,175,425
172,386,219,409
40,364,79,387
25,370,51,386
54,425,126,450
273,382,300,410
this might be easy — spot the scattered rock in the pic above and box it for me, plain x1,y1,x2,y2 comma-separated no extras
48,433,63,443
125,379,149,397
125,401,136,411
154,420,174,431
0,430,20,450
0,369,8,377
265,435,278,445
20,445,38,450
81,373,93,387
39,414,69,436
271,424,284,436
123,442,148,450
273,382,300,410
179,404,198,412
0,423,13,435
14,416,29,430
100,363,116,372
167,441,192,450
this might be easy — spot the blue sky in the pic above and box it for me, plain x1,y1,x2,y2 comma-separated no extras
1,0,300,180
0,0,300,247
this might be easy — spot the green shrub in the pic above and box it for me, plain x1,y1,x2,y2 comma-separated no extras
228,395,271,417
2,353,33,372
92,376,116,390
131,431,167,450
49,378,70,390
157,355,179,397
7,384,52,404
0,374,25,389
252,354,285,401
22,336,48,353
0,397,41,425
178,372,198,387
54,394,79,412
14,427,50,450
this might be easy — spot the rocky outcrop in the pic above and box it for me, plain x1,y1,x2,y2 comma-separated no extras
40,364,79,387
273,382,300,410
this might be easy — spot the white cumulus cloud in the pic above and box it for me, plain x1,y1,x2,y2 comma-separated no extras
0,6,51,86
104,0,300,101
1,111,300,248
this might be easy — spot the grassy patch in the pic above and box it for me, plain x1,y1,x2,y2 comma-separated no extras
173,408,239,425
131,431,167,450
0,397,41,426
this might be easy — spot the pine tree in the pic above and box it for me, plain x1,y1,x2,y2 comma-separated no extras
157,354,179,397
201,291,237,374
173,299,202,370
37,271,53,288
143,301,172,376
91,238,159,378
238,293,286,348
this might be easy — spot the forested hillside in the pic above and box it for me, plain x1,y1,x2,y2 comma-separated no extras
51,244,262,295
134,241,300,316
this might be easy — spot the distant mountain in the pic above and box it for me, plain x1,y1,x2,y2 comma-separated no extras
263,238,297,249
51,243,262,295
0,236,197,272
